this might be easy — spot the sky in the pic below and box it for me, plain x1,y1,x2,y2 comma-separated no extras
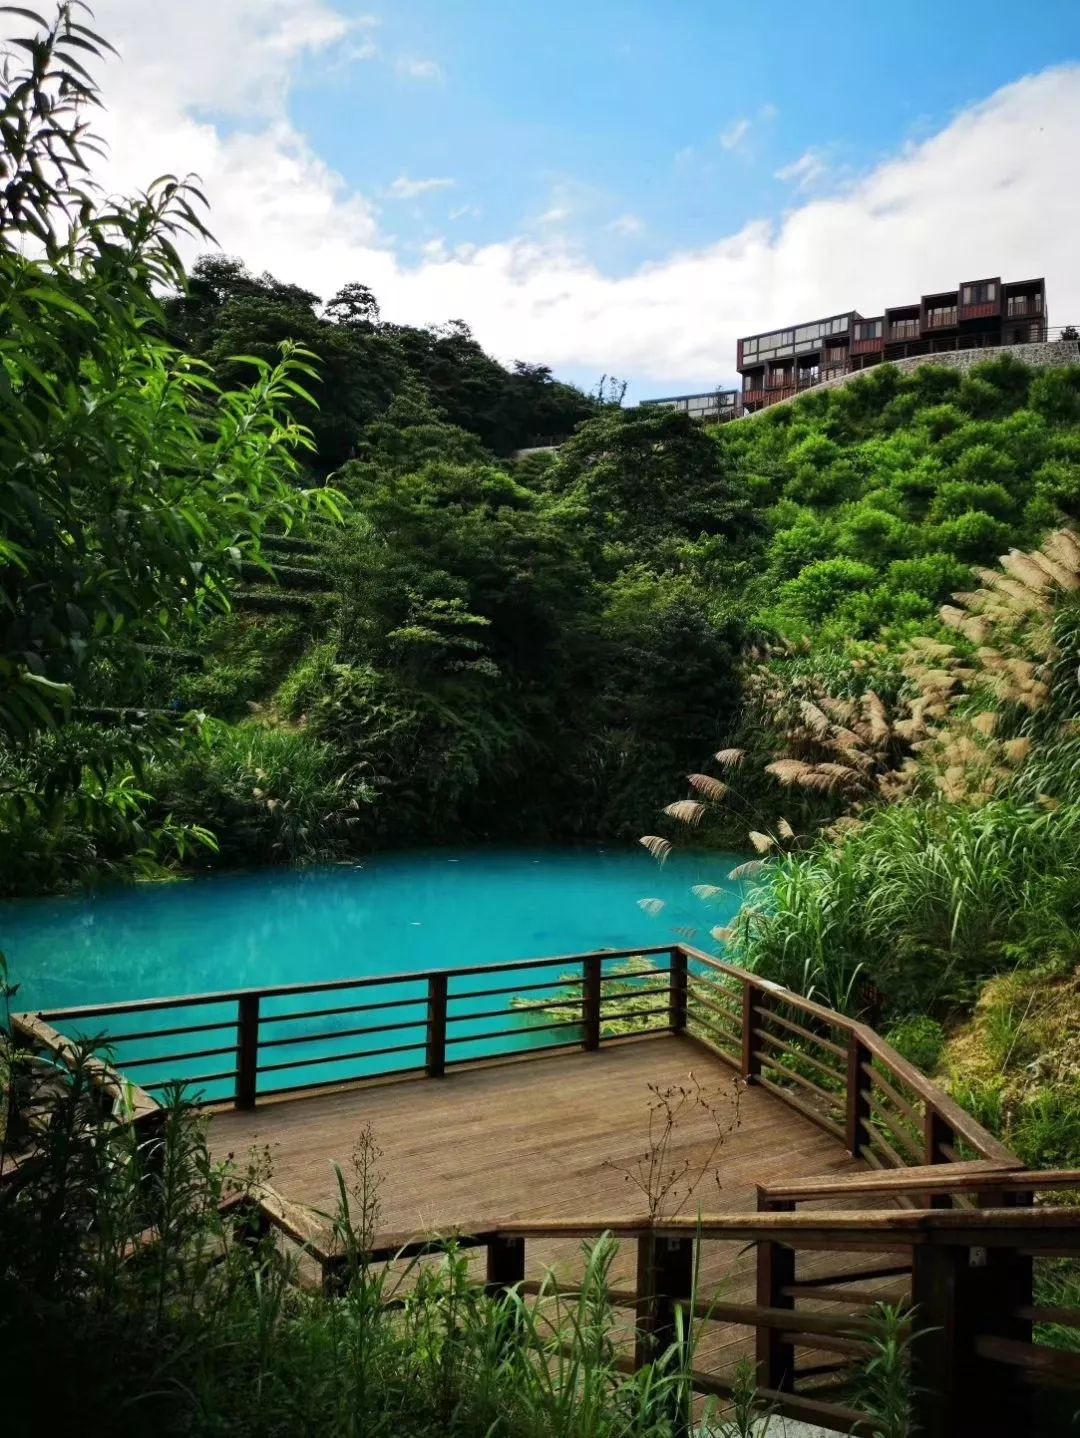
28,1,1080,400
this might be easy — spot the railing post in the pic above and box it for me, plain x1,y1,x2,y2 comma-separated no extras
741,982,762,1082
755,1191,795,1391
910,1243,964,1438
583,954,602,1052
845,1031,872,1159
427,973,447,1078
235,993,259,1110
634,1230,694,1372
911,1239,1033,1438
485,1234,525,1295
668,947,688,1035
924,1106,955,1206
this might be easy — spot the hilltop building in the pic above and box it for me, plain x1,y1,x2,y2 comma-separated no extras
737,275,1047,413
641,274,1049,424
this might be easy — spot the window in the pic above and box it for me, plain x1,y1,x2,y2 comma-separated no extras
962,281,997,306
926,305,957,326
855,320,882,341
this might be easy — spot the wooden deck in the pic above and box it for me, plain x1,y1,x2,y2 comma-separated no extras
208,1035,861,1241
24,948,1059,1433
208,1034,874,1388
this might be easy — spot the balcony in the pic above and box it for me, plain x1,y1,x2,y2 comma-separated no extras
1007,297,1043,319
959,301,1000,323
924,307,957,329
887,320,920,342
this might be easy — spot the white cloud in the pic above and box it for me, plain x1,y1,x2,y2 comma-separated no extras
90,0,359,118
537,206,570,225
607,214,644,236
774,148,829,191
397,56,443,81
347,38,380,62
719,117,751,151
449,204,482,221
71,12,1080,394
388,175,456,199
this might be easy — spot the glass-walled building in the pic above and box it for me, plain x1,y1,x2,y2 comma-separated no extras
638,388,742,424
737,276,1047,411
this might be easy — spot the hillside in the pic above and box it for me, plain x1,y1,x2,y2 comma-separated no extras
9,344,1080,891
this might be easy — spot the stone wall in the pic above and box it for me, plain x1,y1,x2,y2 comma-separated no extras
747,340,1080,417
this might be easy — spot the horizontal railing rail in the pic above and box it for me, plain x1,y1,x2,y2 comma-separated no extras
758,1162,1080,1211
676,944,1015,1169
16,945,683,1109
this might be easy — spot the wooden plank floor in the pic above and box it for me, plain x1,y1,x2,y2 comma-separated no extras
208,1035,860,1237
209,1034,878,1391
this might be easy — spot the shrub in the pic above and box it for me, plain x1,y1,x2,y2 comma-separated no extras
0,1050,713,1437
148,719,367,866
886,1016,946,1074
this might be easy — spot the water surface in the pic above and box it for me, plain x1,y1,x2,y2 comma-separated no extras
2,845,743,1099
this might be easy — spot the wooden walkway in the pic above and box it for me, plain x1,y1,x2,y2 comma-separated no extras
208,1033,874,1388
208,1035,862,1242
23,946,1064,1434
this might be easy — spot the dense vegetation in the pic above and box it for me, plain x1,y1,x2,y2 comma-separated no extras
0,1053,714,1437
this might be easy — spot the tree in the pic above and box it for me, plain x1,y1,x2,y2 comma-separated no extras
550,404,758,554
0,6,342,738
325,281,380,328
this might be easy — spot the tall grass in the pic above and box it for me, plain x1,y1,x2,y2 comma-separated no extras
0,1049,712,1437
736,796,1080,1019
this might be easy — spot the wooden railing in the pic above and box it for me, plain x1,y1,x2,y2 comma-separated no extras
14,946,684,1110
227,1178,1080,1438
678,945,1015,1170
17,942,1013,1171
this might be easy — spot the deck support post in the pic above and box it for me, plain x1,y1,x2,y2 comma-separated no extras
845,1032,872,1159
427,973,448,1078
485,1234,525,1295
583,954,602,1051
668,947,688,1034
910,1243,964,1438
236,993,260,1110
755,1192,795,1391
635,1230,695,1366
910,1240,1031,1438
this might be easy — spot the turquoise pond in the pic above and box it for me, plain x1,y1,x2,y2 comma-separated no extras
2,845,744,1100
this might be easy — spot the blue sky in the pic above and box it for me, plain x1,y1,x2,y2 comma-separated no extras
287,0,1080,274
83,1,1080,398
